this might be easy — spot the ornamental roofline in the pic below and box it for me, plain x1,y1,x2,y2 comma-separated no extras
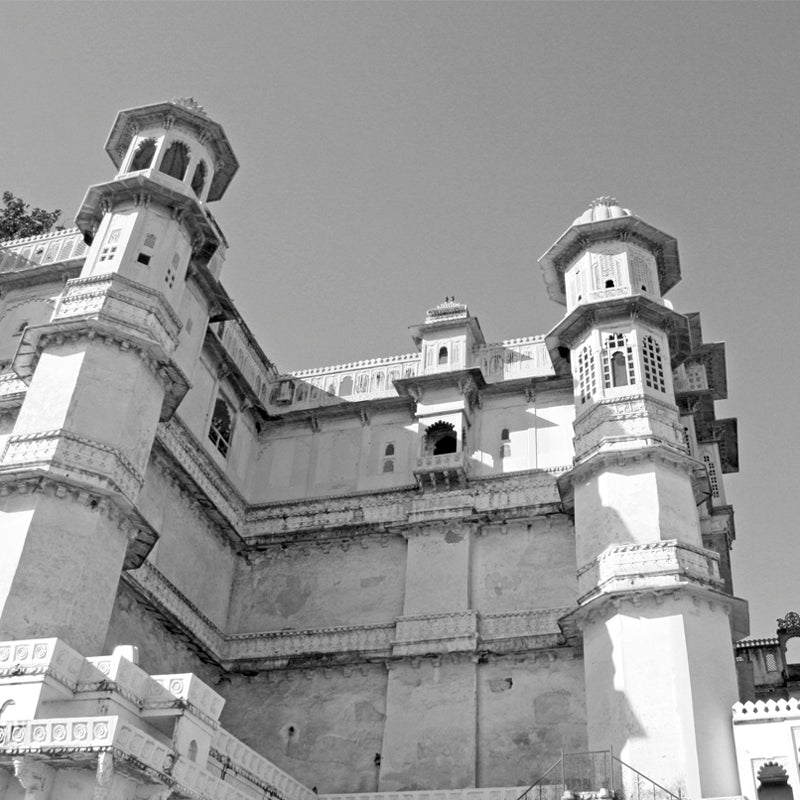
104,99,239,202
539,202,681,305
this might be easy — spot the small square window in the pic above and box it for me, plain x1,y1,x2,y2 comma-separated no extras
137,253,151,266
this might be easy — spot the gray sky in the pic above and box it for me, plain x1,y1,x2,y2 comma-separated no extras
1,1,797,637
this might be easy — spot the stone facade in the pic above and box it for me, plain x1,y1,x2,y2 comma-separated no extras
0,102,745,799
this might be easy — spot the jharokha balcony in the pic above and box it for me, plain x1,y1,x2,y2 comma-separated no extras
413,451,470,490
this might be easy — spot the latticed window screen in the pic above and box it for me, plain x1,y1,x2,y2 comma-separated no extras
208,396,233,457
631,251,652,293
592,253,618,289
703,453,720,499
642,335,666,392
601,333,635,388
576,345,597,403
765,651,778,672
686,362,707,390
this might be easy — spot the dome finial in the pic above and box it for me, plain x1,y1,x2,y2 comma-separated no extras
573,196,632,226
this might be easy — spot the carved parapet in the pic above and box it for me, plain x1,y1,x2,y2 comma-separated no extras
393,611,478,656
0,638,104,696
576,539,723,603
733,697,800,722
148,673,224,723
413,452,470,491
2,718,117,752
0,429,145,504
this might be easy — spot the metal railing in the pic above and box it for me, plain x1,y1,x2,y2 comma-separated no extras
514,750,682,800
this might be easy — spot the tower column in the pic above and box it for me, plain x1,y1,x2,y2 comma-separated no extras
540,198,747,799
0,98,237,654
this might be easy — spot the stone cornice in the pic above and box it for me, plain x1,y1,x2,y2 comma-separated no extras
244,469,567,544
124,562,577,669
13,273,191,421
0,475,158,569
153,413,247,540
0,428,145,503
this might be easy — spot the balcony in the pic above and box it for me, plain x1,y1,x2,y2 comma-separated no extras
413,451,469,491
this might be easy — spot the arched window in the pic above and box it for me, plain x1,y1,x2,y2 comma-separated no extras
602,333,635,389
130,138,157,172
425,421,457,456
339,375,353,396
611,352,628,386
382,459,394,473
191,160,208,197
159,141,190,180
500,428,511,459
208,395,234,457
757,763,794,800
385,443,395,457
188,739,198,763
438,346,448,365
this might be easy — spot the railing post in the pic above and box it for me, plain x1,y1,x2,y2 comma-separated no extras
609,747,614,797
561,750,565,794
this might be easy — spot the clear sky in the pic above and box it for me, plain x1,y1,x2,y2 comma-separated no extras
1,1,797,637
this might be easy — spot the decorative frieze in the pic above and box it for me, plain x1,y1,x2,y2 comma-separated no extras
225,622,395,664
577,539,723,602
393,611,477,656
478,608,571,650
53,273,182,355
0,429,145,503
572,394,685,459
246,470,565,542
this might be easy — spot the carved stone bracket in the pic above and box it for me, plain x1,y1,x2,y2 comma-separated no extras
13,757,54,800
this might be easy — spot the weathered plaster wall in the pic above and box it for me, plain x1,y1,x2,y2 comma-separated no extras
229,535,407,632
473,516,577,614
103,578,221,685
136,460,237,629
220,665,387,794
255,394,573,504
380,658,477,791
0,283,60,367
476,652,587,787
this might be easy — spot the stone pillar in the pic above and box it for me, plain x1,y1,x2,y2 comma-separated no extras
0,277,184,654
379,522,478,790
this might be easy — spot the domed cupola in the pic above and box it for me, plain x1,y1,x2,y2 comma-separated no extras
571,195,632,225
539,196,681,313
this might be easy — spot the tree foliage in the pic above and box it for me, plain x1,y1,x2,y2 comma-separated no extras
0,191,61,242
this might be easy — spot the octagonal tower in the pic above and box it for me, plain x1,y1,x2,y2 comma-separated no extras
541,198,747,799
0,99,238,654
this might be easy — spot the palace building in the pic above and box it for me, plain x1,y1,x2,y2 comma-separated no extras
0,98,784,800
